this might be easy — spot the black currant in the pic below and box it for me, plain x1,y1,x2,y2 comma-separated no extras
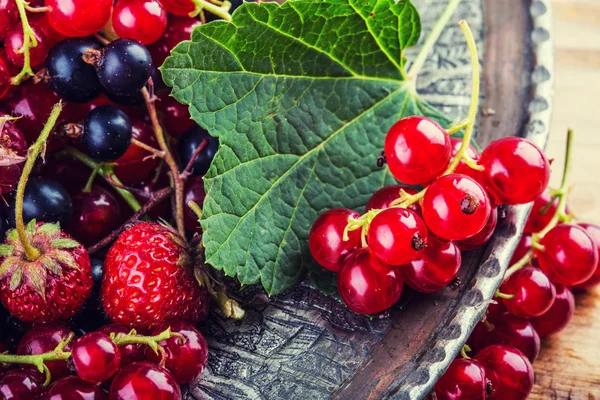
8,177,73,227
46,38,103,103
94,38,153,97
177,126,218,176
90,258,104,287
81,105,133,162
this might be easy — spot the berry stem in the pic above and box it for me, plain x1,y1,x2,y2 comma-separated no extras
180,138,209,179
15,102,63,261
112,327,184,358
446,118,470,135
11,0,38,85
190,0,232,21
494,289,514,300
82,164,102,193
460,344,472,359
131,138,165,159
504,249,534,278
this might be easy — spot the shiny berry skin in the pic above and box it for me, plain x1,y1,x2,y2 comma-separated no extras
95,39,153,97
0,120,27,196
384,116,451,185
0,0,18,41
524,189,558,234
5,21,49,67
146,321,209,384
183,176,206,233
158,0,196,16
0,50,14,100
98,324,145,367
402,235,461,293
499,267,556,318
0,369,43,399
45,0,113,38
337,248,403,315
457,206,498,251
434,358,489,400
364,185,421,215
531,283,575,338
367,208,427,266
308,208,362,272
113,0,168,45
573,223,600,289
450,137,484,182
536,224,599,286
109,362,181,400
72,332,121,383
474,345,534,400
46,38,103,103
422,174,491,241
156,90,195,138
479,137,550,205
8,177,72,227
82,105,133,162
68,185,121,246
17,324,75,382
42,376,106,400
177,126,218,176
510,233,533,265
148,16,201,68
113,120,159,185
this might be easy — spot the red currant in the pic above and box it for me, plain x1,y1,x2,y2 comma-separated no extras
17,324,74,382
573,223,600,289
113,120,160,185
97,324,145,367
367,208,427,266
475,345,534,400
112,0,168,45
524,189,559,234
479,137,550,205
308,208,362,272
42,376,106,400
183,176,206,233
510,233,533,266
434,358,489,400
72,332,121,383
422,174,491,241
45,0,113,38
68,185,122,246
531,283,575,338
5,21,49,67
450,136,484,182
401,235,461,293
148,16,201,68
364,184,421,215
384,116,451,184
337,248,403,314
0,369,43,400
158,0,196,16
457,206,498,251
499,267,556,318
0,0,18,41
536,224,599,286
156,90,195,138
109,362,181,400
0,119,27,196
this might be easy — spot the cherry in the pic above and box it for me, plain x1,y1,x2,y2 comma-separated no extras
0,0,18,41
113,119,160,185
17,324,74,382
148,16,201,68
146,321,208,384
5,20,49,68
499,267,556,318
45,0,113,38
308,208,362,272
510,233,533,266
524,189,559,234
479,137,550,205
0,119,27,196
0,369,43,399
457,206,498,251
449,137,484,183
0,50,15,101
474,345,534,400
38,156,90,194
402,235,461,293
337,248,403,315
97,324,145,367
82,105,133,162
72,332,121,383
367,208,427,266
68,185,122,246
113,0,168,45
531,283,575,338
109,362,181,400
158,0,196,16
7,177,73,227
364,184,421,215
422,174,491,241
434,358,489,400
177,126,218,176
183,176,206,233
384,116,451,185
156,90,195,138
42,376,107,400
573,223,600,289
536,224,599,286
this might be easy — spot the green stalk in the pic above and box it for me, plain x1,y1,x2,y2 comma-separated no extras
11,0,38,85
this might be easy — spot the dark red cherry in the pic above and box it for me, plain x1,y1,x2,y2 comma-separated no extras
109,362,181,400
72,332,121,383
475,345,534,400
0,119,27,196
112,0,168,45
499,267,556,318
97,324,145,367
68,185,122,245
148,15,201,68
524,189,559,234
113,120,160,185
17,324,74,382
337,248,403,315
531,283,575,338
402,235,461,293
156,90,195,138
5,20,49,67
38,156,90,194
41,376,106,400
183,176,206,233
365,184,421,215
457,206,498,251
573,223,600,289
434,358,489,400
0,369,43,400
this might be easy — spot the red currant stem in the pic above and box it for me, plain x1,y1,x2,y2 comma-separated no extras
24,4,51,12
446,118,470,135
11,0,38,85
504,249,534,278
190,0,232,21
82,164,102,193
131,138,165,158
407,0,462,79
180,138,209,179
460,344,472,359
141,85,186,238
15,102,63,261
494,289,514,300
113,327,184,356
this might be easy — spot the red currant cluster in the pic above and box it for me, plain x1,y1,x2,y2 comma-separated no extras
0,320,208,399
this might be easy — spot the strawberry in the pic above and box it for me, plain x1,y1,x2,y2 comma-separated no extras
0,221,93,323
101,222,209,329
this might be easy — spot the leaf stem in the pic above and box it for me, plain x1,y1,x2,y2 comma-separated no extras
11,0,38,85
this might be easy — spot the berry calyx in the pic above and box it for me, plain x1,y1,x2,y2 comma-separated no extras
499,267,556,319
72,332,121,383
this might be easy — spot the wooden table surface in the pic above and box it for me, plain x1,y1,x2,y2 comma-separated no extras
530,1,600,398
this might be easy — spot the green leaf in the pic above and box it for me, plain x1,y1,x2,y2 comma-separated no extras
162,0,449,295
50,238,81,249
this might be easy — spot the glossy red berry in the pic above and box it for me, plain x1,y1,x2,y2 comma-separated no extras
479,137,550,205
499,267,556,318
158,0,196,16
183,176,206,233
524,189,559,234
5,21,49,67
148,16,201,68
573,223,600,289
45,0,113,38
17,324,74,382
113,120,160,185
536,224,599,286
475,345,534,400
0,119,27,196
112,0,168,45
457,206,498,251
510,233,533,266
156,90,195,138
434,358,489,400
309,208,362,272
42,376,106,400
0,0,18,41
531,283,575,338
68,185,122,246
109,362,181,400
422,174,491,241
365,184,421,215
402,235,461,293
450,136,484,183
72,332,121,383
384,116,451,185
367,208,427,266
0,369,43,400
337,248,403,315
97,324,145,367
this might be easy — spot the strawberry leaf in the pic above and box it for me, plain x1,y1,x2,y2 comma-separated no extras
0,245,13,257
50,238,81,249
162,0,450,295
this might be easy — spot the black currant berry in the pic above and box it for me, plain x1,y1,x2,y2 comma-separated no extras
177,126,218,176
93,38,153,97
46,38,103,103
91,258,104,287
8,177,73,227
81,105,133,162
